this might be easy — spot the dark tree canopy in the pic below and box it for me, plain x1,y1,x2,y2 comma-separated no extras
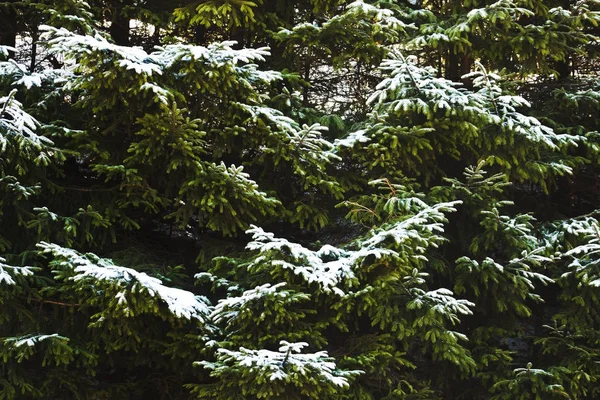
1,0,600,399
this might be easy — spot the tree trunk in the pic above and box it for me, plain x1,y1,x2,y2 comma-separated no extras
109,0,130,45
0,0,17,60
268,0,295,71
445,50,460,81
460,54,473,88
555,0,571,80
29,26,38,72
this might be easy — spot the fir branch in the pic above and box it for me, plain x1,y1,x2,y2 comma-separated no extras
0,88,17,119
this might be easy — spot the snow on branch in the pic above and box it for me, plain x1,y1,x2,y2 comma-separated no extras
362,201,461,251
336,0,412,32
209,282,308,325
467,62,580,149
41,26,162,77
562,217,600,286
245,201,459,295
246,226,394,295
3,333,64,349
156,40,272,68
39,27,282,117
199,340,361,387
367,54,471,112
334,128,370,148
1,334,74,366
0,45,16,58
38,243,211,321
237,104,338,156
408,287,474,317
211,162,278,206
0,58,73,90
237,104,297,133
0,257,37,286
366,54,578,158
237,106,340,179
156,41,281,85
0,89,53,151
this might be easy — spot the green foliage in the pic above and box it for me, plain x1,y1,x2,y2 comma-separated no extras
2,0,600,398
189,340,361,399
197,186,477,397
0,243,210,399
490,362,569,400
338,54,579,188
175,0,260,28
412,0,600,78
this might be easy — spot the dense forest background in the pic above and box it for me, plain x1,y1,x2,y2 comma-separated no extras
1,0,600,398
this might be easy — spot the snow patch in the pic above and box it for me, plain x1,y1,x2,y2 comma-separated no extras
38,243,211,321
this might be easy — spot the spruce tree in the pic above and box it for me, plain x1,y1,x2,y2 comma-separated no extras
2,0,600,399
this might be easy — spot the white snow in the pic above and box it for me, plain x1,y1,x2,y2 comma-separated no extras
246,226,382,295
0,257,36,285
363,201,460,250
5,333,65,348
237,104,297,133
210,282,302,325
364,52,576,170
42,26,161,77
244,201,460,296
561,218,600,286
140,82,171,105
334,129,370,148
0,45,16,57
38,243,211,321
14,73,44,89
0,90,53,151
408,287,474,317
200,340,361,386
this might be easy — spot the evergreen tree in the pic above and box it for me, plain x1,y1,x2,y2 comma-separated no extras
2,0,600,399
